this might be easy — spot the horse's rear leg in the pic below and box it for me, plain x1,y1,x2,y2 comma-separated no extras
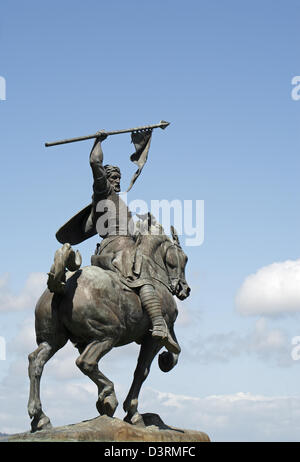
76,339,118,417
27,342,59,432
123,334,162,424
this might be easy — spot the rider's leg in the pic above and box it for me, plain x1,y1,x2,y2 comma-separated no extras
139,284,181,355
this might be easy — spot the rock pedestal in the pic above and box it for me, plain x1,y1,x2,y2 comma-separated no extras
4,414,210,442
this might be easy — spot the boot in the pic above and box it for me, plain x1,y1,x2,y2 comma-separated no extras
139,284,181,354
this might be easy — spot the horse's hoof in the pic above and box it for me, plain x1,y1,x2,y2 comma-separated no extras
31,414,52,433
158,351,178,372
96,394,118,417
104,395,118,417
124,412,145,427
123,397,138,415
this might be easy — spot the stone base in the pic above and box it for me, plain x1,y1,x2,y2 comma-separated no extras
4,414,210,442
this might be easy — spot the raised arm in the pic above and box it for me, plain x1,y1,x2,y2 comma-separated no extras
89,133,109,196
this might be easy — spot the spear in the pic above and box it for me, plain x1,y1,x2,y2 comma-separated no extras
45,120,170,147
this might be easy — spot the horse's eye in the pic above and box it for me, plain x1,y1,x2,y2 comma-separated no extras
166,248,178,267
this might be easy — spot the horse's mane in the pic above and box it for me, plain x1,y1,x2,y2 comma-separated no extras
135,213,173,244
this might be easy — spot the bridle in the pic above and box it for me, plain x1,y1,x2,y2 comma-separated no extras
164,240,184,295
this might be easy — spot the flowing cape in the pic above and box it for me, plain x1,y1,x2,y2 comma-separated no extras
56,203,96,245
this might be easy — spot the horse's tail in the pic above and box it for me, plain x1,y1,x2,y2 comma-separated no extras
47,243,82,294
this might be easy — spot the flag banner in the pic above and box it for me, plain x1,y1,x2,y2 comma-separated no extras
127,130,152,192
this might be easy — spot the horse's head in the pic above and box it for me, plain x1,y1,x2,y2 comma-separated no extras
135,214,191,300
164,226,191,300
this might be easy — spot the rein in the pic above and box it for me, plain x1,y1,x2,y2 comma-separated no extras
164,242,183,293
151,239,183,295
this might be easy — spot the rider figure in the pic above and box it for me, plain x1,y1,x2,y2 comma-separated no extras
88,133,180,355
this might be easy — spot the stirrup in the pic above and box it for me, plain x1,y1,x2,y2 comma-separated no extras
150,325,181,355
150,325,168,339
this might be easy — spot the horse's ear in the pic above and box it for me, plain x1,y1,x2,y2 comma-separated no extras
171,226,181,247
136,212,157,229
148,213,158,226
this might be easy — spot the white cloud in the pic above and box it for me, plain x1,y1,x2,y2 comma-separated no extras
248,318,286,354
0,272,47,312
1,371,300,442
185,317,291,367
236,259,300,316
138,388,300,442
245,318,292,367
187,330,244,364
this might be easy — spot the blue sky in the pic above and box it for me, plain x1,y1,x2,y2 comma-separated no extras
1,0,300,441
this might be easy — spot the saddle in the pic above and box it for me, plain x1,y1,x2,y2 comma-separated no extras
91,240,172,293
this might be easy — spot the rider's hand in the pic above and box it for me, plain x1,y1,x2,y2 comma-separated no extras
95,131,108,142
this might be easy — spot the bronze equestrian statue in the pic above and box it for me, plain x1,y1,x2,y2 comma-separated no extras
27,125,191,432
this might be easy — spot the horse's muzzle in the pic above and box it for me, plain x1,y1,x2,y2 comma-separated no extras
176,281,191,300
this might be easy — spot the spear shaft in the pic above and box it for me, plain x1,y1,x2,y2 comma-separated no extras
45,120,170,147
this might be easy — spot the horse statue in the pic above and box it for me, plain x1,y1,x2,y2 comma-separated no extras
27,223,190,432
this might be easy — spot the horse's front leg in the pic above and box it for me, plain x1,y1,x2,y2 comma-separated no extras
123,334,162,424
